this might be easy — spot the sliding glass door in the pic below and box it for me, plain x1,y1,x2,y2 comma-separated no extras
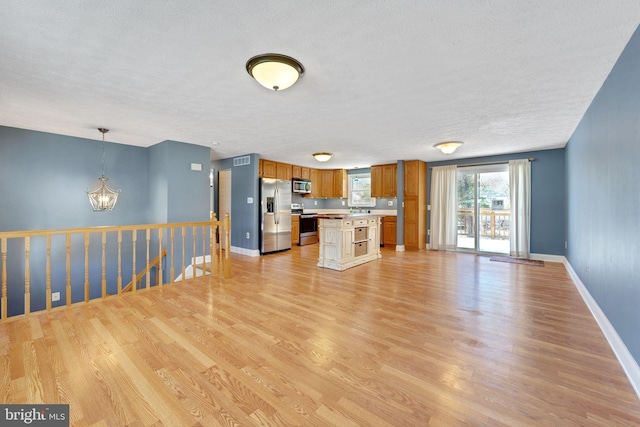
456,165,510,253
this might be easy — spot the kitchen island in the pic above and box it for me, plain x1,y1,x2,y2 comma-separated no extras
317,214,382,271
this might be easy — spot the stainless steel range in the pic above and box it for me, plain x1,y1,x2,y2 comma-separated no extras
292,203,318,246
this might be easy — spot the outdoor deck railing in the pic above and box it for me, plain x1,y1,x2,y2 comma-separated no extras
0,213,230,320
458,208,510,239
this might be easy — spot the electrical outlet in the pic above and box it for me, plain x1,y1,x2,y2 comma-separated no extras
341,200,345,206
314,201,318,205
246,232,250,239
565,241,568,249
387,200,393,206
427,230,430,236
52,292,60,302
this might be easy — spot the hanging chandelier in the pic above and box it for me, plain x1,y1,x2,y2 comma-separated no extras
87,128,120,211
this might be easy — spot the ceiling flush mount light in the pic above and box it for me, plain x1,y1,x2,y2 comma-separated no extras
313,152,333,162
434,141,464,155
87,128,120,211
246,53,304,91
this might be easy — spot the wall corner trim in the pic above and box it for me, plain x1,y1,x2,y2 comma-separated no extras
564,257,640,399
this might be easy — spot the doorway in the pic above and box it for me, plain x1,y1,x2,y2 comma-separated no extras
456,164,510,254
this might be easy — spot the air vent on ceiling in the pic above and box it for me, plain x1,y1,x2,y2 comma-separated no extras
233,156,251,167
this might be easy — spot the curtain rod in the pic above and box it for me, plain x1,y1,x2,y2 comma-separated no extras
429,157,535,169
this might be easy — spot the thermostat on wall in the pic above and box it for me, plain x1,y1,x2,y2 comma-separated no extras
190,163,203,171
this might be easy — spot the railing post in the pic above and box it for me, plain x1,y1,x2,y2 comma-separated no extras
1,238,7,320
46,235,52,311
117,230,122,295
25,237,31,316
170,228,175,283
132,230,137,293
491,212,496,239
145,228,150,289
101,231,107,299
84,232,90,303
66,234,71,306
158,228,163,286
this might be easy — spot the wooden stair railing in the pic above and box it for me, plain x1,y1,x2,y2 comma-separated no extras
122,249,166,293
0,213,231,320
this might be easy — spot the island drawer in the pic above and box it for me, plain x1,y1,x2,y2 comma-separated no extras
354,226,367,242
354,219,369,226
354,241,368,257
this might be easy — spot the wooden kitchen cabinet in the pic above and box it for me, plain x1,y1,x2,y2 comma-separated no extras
403,160,427,250
301,167,310,180
292,165,302,179
372,163,397,198
383,216,397,246
291,215,300,245
261,159,277,178
333,169,347,198
320,170,334,198
276,162,293,180
306,168,320,198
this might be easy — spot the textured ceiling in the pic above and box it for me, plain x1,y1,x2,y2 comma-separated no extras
1,1,639,169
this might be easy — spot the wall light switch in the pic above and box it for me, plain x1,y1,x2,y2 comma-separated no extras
247,197,253,204
387,200,393,206
342,201,345,206
246,232,250,239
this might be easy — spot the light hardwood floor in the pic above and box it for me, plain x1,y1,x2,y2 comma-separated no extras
2,246,639,426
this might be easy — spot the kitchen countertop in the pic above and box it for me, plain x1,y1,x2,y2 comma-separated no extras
316,213,383,219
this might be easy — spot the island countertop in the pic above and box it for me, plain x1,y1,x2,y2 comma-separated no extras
315,213,383,219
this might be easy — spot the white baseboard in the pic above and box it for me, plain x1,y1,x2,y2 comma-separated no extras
564,258,640,399
530,253,565,263
231,246,260,257
395,245,406,252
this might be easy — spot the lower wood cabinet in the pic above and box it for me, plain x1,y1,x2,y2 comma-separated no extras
383,216,397,246
292,215,300,245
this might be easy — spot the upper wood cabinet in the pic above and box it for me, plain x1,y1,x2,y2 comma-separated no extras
371,163,397,198
320,170,334,198
307,168,320,198
276,162,293,180
292,165,311,180
333,169,347,199
261,159,277,179
301,167,310,180
404,160,423,197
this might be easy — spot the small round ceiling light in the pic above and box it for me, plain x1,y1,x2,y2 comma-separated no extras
246,53,305,91
313,152,333,162
434,141,464,155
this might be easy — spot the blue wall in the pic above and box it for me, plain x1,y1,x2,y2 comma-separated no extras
0,126,212,315
0,126,149,230
427,148,566,256
566,25,640,362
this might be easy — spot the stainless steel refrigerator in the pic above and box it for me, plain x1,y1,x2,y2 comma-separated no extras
260,178,292,254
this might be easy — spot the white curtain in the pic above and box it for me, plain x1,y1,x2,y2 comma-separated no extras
509,159,531,258
429,165,458,250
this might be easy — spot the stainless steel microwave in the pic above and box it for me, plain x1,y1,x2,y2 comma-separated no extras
292,179,311,194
